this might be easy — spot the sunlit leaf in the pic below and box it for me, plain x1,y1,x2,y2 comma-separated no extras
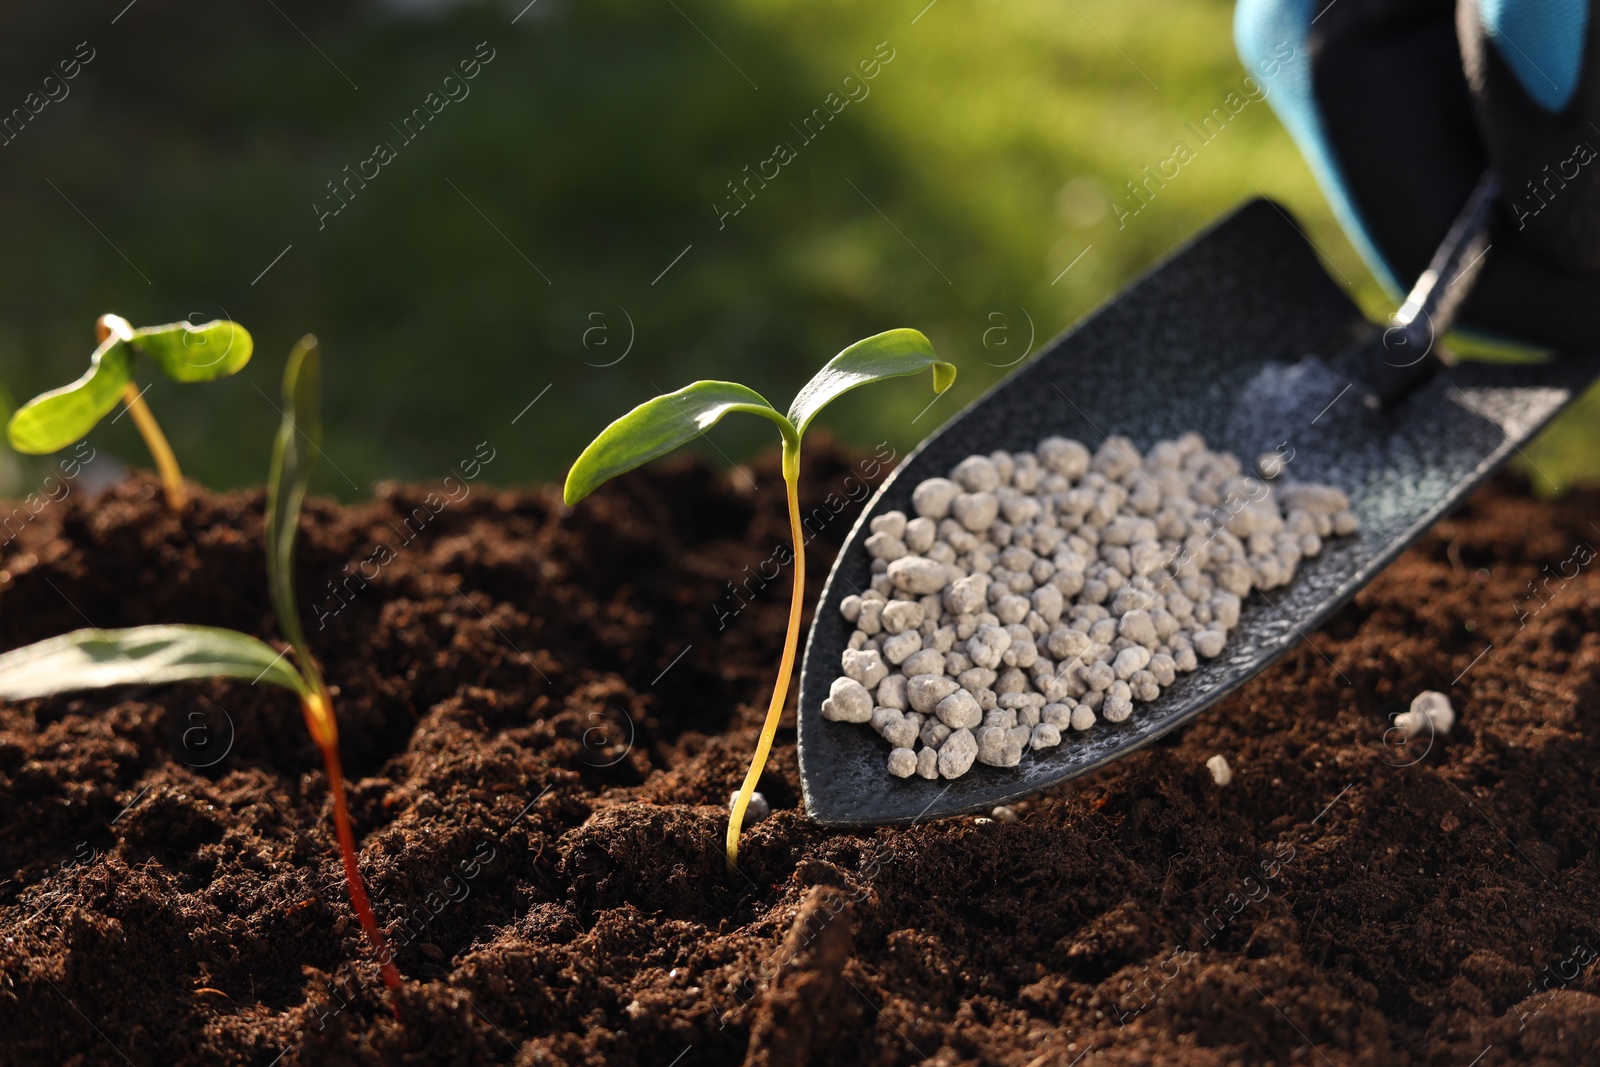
563,381,795,505
5,335,136,455
0,624,308,701
786,328,956,438
266,335,321,671
132,319,254,382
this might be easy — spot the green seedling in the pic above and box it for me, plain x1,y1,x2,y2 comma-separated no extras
0,336,399,993
564,328,955,872
7,313,254,511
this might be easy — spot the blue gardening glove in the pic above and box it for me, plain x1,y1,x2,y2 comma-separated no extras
1236,0,1600,349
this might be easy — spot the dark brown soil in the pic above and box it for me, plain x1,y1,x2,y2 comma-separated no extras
1,440,1598,1066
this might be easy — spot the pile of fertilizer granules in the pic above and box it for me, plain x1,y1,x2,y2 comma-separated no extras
822,433,1357,780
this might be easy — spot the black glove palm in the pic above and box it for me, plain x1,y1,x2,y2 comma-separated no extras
1236,0,1600,349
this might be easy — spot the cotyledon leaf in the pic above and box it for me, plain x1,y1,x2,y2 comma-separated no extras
266,335,321,670
5,336,135,454
132,319,254,382
786,328,956,439
0,625,309,701
564,381,797,505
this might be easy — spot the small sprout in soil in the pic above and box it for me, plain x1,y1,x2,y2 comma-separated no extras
7,313,253,511
0,336,400,994
831,431,1361,780
1206,754,1233,786
563,328,956,872
1397,690,1454,739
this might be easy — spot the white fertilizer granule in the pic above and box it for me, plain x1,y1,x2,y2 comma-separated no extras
1396,691,1455,740
1206,754,1233,786
824,432,1359,780
729,790,771,823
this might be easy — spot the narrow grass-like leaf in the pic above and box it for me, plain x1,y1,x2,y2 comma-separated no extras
786,328,956,438
0,624,309,701
563,381,796,505
255,337,391,984
266,336,321,672
5,336,136,454
132,320,254,382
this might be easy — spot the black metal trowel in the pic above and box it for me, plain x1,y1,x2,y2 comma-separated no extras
797,177,1600,826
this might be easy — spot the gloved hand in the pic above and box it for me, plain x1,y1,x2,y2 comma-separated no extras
1236,0,1600,350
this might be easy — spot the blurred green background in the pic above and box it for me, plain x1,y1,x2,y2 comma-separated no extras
0,0,1592,498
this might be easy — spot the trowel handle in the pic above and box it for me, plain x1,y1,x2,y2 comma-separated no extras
1382,171,1500,364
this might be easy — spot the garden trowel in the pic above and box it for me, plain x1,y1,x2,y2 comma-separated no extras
797,176,1600,826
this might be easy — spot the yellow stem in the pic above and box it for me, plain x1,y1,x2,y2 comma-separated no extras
727,444,806,874
120,381,188,511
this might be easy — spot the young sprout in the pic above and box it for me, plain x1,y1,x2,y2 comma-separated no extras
564,328,955,872
7,313,253,511
0,336,399,993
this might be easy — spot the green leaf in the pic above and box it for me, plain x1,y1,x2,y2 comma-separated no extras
786,329,956,439
131,319,254,382
564,381,795,505
266,335,320,671
0,624,309,701
5,335,136,454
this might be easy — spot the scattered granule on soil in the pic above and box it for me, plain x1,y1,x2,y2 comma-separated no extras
730,790,772,823
825,432,1358,778
1206,753,1233,786
1398,689,1456,739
